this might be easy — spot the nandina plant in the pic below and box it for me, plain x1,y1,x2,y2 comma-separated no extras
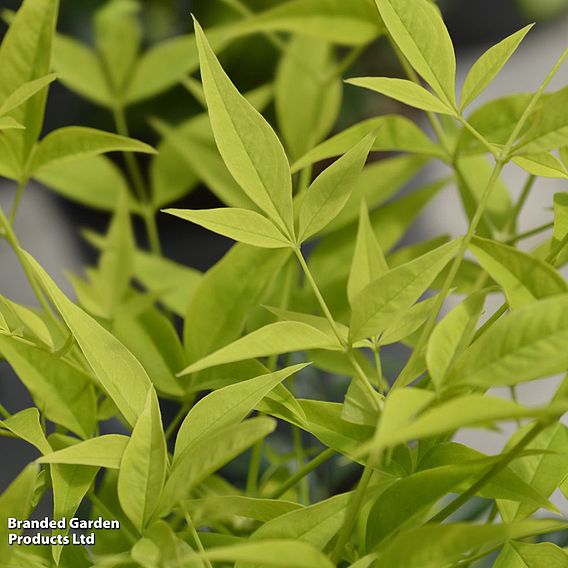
2,0,568,566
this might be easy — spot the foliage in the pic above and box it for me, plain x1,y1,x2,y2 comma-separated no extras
1,0,568,566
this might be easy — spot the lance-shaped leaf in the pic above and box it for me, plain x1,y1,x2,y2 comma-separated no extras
0,465,39,565
349,240,460,342
37,435,129,468
499,423,568,522
163,417,276,510
1,408,52,454
234,0,382,46
23,252,153,428
366,463,493,549
165,208,292,249
348,200,389,303
35,155,132,211
52,33,111,107
0,335,96,439
494,541,568,568
470,237,567,309
299,135,374,241
174,364,307,459
427,292,485,389
179,322,338,375
514,152,568,179
0,0,58,169
198,540,335,568
374,521,567,565
356,393,568,457
375,0,457,107
0,74,56,117
276,35,342,161
118,390,167,532
29,127,156,174
448,295,568,388
460,25,533,111
292,116,441,173
0,116,23,130
514,86,568,155
194,19,294,234
184,245,291,360
347,77,455,115
94,0,141,96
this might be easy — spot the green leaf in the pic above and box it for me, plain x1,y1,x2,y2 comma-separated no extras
374,0,457,107
113,307,186,398
163,417,276,510
184,245,291,361
0,0,58,172
275,35,342,160
94,0,141,96
0,74,56,117
342,378,381,427
374,521,567,566
513,152,568,179
52,33,111,107
494,541,568,568
499,423,568,521
37,435,129,468
0,335,96,439
194,19,294,234
427,292,485,389
349,240,460,341
0,116,23,130
299,135,374,241
165,208,292,249
94,193,135,319
24,251,153,428
180,322,338,375
188,496,302,524
118,390,167,532
35,155,132,211
357,392,566,456
292,116,442,173
1,408,51,454
460,25,533,111
198,540,334,568
553,192,568,264
29,127,156,175
470,236,568,308
448,295,568,388
366,463,490,549
235,0,382,46
174,364,307,459
348,200,389,303
515,86,568,155
346,77,455,115
0,465,39,565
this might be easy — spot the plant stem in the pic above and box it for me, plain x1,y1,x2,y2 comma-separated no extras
331,451,380,564
0,402,11,419
9,179,26,225
506,175,536,237
246,439,264,496
428,421,547,524
266,447,335,499
112,105,162,256
165,402,191,442
294,248,381,404
292,425,309,504
505,221,554,246
182,503,213,568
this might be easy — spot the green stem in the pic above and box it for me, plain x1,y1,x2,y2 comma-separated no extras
266,447,335,499
428,421,547,524
182,503,213,568
112,105,162,256
292,425,309,504
394,163,505,390
505,221,554,246
331,451,380,564
294,248,381,404
246,439,264,496
165,402,191,442
505,175,536,237
9,179,26,225
0,402,11,419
